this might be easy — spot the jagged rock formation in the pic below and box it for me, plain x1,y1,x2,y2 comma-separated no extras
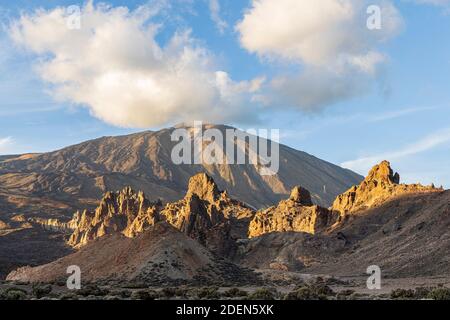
67,187,161,247
332,161,441,214
248,186,338,238
67,173,254,254
237,161,449,275
162,173,254,241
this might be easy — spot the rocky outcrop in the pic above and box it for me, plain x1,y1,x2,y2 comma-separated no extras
289,186,313,206
68,187,161,247
248,186,338,238
29,217,77,232
67,173,254,253
332,161,441,214
0,220,10,230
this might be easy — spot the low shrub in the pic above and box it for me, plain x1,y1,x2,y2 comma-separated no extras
77,284,109,297
196,287,221,300
248,288,276,300
1,287,28,300
390,289,415,299
284,284,334,300
32,283,53,299
161,287,177,298
131,290,158,300
427,287,450,300
223,288,248,298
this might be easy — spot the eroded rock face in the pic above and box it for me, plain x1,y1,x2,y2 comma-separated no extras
248,186,338,238
0,220,10,230
332,160,441,214
67,173,254,254
289,186,313,206
68,188,160,247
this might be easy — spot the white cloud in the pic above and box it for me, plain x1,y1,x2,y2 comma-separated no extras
209,0,228,34
0,137,13,154
9,1,261,128
236,0,403,110
341,127,450,174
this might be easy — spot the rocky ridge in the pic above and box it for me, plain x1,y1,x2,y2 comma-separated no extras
5,160,450,282
332,160,441,214
67,161,442,248
67,173,254,256
248,187,338,238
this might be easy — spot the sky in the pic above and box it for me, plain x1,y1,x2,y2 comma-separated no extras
0,0,450,187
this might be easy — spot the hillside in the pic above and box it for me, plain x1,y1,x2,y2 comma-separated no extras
6,161,448,283
0,124,362,222
238,162,447,277
7,222,259,286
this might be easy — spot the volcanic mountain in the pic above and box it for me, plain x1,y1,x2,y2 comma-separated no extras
0,124,361,221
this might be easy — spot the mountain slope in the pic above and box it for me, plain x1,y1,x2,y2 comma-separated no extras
0,124,362,221
7,222,260,285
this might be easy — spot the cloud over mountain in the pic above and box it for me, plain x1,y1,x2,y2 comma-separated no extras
10,1,262,128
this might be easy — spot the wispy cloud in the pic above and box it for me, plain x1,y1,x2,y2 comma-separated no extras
341,127,450,173
0,103,62,116
209,0,228,34
366,106,439,122
281,106,437,141
0,136,13,154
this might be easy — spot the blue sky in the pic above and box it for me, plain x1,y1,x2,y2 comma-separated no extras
0,0,450,187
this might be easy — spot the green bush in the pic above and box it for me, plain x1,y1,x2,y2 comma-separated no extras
427,288,450,300
1,287,28,300
196,287,221,300
32,283,53,299
248,288,276,300
175,287,189,298
390,289,415,299
336,289,355,300
223,288,248,298
59,293,79,300
161,287,177,298
77,284,109,297
284,284,334,300
413,287,431,299
131,290,158,300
